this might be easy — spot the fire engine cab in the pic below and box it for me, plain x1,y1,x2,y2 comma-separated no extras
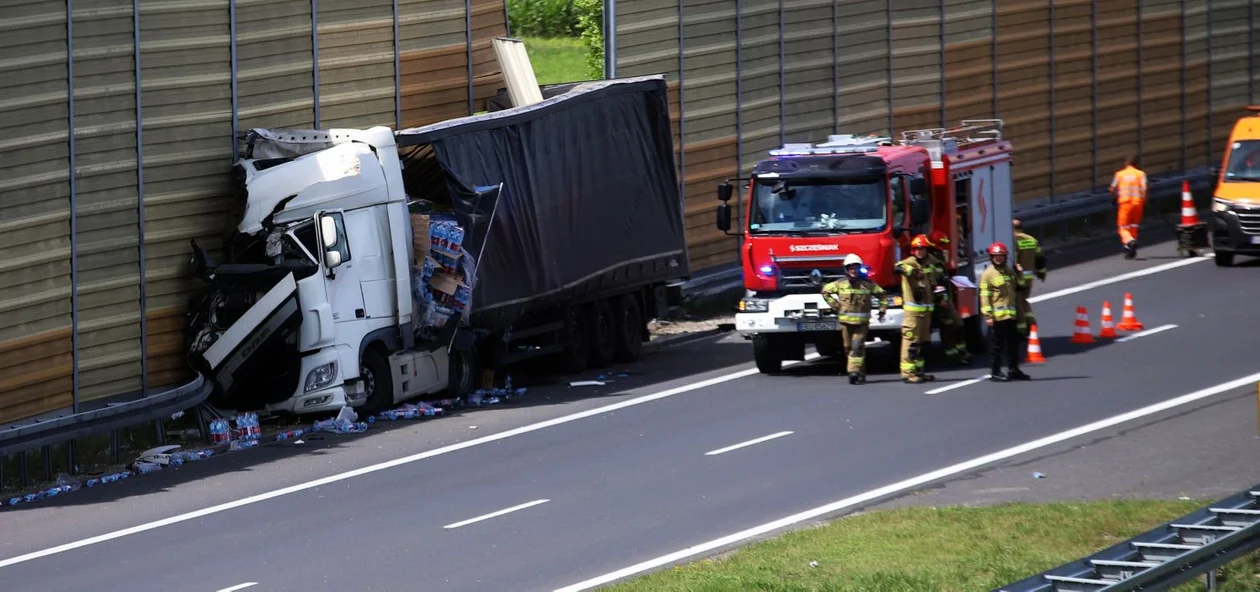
715,120,1016,374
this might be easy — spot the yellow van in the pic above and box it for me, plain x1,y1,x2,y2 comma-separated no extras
1211,105,1260,266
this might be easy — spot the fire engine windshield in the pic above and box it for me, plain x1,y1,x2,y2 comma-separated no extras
748,178,887,233
1224,140,1260,181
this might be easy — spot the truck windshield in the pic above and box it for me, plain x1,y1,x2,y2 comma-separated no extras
1224,140,1260,182
749,178,887,233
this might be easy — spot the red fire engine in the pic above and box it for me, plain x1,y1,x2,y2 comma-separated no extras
715,119,1015,374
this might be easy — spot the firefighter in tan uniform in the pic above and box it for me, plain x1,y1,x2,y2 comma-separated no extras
979,242,1031,382
1011,219,1047,337
926,231,972,365
821,253,887,385
894,235,936,384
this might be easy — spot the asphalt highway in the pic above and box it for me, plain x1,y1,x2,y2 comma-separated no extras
2,241,1258,592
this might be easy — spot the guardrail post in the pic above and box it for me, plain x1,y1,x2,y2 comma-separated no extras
1206,568,1218,591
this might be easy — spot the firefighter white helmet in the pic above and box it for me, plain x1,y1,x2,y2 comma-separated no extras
843,253,863,267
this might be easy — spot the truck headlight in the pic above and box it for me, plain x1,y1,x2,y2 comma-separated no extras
1213,198,1231,212
304,361,338,393
739,299,769,312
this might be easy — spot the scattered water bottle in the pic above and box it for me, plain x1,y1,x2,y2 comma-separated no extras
209,418,231,444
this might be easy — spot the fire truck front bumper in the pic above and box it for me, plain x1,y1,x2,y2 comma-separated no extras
734,294,905,336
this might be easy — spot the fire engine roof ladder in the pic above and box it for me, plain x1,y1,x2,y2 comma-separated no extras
994,484,1260,591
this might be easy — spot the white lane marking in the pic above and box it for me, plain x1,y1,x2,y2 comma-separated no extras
1115,323,1178,343
0,353,822,569
216,583,258,592
552,369,1260,592
704,431,794,456
1028,255,1209,303
443,499,550,530
925,374,991,395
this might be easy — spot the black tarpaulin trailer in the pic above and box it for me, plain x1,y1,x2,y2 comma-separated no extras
395,76,690,352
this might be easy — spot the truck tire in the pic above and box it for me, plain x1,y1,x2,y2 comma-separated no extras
448,345,477,399
612,293,644,363
560,304,592,374
359,347,394,414
752,335,783,374
588,298,617,369
1215,250,1234,267
964,315,986,353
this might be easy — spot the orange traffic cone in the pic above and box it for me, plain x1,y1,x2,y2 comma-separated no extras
1070,306,1096,344
1026,324,1047,363
1116,292,1144,331
1179,180,1201,226
1098,301,1119,338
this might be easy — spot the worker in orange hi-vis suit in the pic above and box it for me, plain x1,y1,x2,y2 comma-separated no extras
1110,155,1148,259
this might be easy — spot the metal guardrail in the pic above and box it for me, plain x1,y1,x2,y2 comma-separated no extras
995,483,1260,592
0,374,212,458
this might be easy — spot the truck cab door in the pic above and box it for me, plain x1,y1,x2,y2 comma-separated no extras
314,209,366,324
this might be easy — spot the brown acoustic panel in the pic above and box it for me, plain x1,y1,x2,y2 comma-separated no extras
144,305,192,389
667,80,681,166
236,0,317,129
836,0,890,136
72,0,145,402
1207,0,1250,163
140,0,235,392
1179,3,1210,174
399,0,468,127
0,0,75,419
471,0,507,111
736,0,780,173
614,0,681,78
681,0,738,145
782,0,835,143
682,137,740,269
891,0,941,129
316,0,397,128
1094,0,1140,187
996,0,1051,203
1052,0,1094,194
0,329,73,424
1139,12,1185,176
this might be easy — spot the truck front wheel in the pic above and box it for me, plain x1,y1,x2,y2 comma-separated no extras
359,348,394,414
752,336,783,374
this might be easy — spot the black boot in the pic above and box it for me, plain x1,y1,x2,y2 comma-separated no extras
990,369,1008,382
848,372,861,385
1008,368,1031,381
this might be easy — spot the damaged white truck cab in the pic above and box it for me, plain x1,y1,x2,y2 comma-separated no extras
189,126,471,416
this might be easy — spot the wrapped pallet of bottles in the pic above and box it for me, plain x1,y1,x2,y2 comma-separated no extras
408,205,474,342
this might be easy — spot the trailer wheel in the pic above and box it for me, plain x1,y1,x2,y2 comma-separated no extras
559,304,592,374
588,298,617,369
752,335,782,374
359,347,394,414
612,293,644,363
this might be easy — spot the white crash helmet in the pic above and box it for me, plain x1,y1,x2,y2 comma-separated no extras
843,253,863,267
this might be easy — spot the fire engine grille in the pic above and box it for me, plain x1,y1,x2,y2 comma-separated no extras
779,266,847,293
1234,205,1260,235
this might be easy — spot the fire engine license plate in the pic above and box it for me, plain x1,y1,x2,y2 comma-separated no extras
797,321,838,332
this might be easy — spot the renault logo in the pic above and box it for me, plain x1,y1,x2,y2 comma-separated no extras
809,269,824,285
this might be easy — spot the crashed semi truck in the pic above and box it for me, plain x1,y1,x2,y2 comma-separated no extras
715,120,1016,373
185,76,689,416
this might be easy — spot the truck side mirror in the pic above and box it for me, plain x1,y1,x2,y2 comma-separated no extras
324,250,342,269
909,177,927,195
717,182,733,201
716,202,732,232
